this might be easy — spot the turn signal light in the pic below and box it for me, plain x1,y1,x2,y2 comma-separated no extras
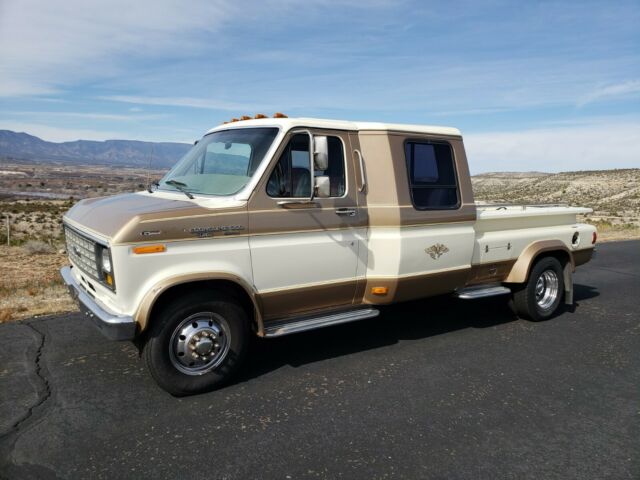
273,112,288,118
592,231,597,244
133,244,166,255
371,286,389,296
105,274,113,285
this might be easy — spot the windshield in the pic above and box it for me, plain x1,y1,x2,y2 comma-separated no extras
159,127,279,196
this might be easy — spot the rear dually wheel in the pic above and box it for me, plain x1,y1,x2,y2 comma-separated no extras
510,256,565,321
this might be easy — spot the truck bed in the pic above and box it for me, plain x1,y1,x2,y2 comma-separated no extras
472,204,594,264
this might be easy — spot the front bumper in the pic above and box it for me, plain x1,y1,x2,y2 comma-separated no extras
60,266,136,341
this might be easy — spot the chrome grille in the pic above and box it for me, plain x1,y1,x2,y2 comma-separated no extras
65,227,99,279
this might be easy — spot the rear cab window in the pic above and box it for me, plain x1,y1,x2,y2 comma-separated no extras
404,140,459,209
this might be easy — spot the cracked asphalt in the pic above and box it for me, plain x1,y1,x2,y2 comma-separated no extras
0,240,638,479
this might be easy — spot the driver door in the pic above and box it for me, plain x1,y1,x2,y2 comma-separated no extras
248,129,365,321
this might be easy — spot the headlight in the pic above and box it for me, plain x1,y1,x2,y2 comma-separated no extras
101,248,112,273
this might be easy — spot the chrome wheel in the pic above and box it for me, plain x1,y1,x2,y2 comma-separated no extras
169,312,230,376
535,270,559,310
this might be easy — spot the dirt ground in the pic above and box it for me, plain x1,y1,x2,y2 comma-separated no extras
0,246,76,322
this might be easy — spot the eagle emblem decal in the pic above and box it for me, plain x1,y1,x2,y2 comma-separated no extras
425,243,449,260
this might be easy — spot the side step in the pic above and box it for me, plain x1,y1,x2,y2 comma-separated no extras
264,308,380,338
456,285,512,300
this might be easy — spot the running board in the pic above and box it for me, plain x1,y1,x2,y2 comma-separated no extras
264,308,380,338
456,285,512,300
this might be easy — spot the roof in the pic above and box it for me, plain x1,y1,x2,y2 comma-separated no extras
206,117,461,137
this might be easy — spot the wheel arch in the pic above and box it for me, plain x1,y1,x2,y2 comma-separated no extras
135,273,265,337
505,240,574,284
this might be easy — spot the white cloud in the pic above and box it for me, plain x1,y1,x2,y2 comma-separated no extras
101,95,273,112
0,121,200,143
578,80,640,106
0,0,395,98
0,0,233,96
464,122,640,173
0,122,126,142
8,111,168,121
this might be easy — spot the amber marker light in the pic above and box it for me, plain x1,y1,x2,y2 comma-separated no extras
254,113,267,119
230,118,239,122
105,274,114,286
371,286,389,296
240,115,252,120
273,112,288,118
133,244,166,255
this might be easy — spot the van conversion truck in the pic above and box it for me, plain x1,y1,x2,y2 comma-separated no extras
61,115,596,395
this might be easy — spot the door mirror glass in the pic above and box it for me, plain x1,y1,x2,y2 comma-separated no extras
313,136,329,170
315,175,330,198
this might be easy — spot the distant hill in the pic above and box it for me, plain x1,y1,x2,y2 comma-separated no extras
472,169,640,226
0,130,191,169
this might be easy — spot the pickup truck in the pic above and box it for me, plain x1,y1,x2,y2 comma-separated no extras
61,115,597,395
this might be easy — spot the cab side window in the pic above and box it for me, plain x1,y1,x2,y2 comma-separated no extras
405,141,459,209
267,134,311,198
267,134,346,198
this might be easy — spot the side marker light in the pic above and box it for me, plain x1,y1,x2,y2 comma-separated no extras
371,286,389,296
133,244,166,255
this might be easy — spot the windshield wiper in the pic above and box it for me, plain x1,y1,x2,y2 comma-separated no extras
147,181,159,193
164,180,194,199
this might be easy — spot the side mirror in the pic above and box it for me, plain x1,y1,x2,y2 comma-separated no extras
313,136,328,170
315,175,330,198
289,130,325,202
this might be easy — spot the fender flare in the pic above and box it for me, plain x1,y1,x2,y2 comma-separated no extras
504,240,575,284
134,272,264,336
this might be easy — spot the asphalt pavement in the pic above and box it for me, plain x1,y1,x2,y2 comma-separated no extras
1,240,638,479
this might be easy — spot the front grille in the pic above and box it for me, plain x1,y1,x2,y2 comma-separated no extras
64,226,100,280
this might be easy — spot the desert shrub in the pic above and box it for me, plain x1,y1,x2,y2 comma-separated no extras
23,240,55,255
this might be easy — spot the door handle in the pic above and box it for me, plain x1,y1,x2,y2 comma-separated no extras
335,207,357,217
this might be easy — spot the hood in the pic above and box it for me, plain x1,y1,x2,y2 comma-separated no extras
64,192,248,244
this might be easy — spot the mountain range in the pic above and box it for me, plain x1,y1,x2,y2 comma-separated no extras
0,130,191,169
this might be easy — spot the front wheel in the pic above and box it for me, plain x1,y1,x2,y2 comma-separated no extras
510,256,564,321
142,291,249,396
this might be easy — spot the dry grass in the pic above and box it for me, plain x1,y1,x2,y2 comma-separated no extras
0,245,76,322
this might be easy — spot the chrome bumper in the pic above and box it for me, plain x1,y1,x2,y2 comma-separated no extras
60,266,136,341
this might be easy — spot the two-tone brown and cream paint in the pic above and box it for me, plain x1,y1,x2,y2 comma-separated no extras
63,118,596,336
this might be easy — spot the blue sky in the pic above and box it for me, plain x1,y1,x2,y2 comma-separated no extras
0,0,639,172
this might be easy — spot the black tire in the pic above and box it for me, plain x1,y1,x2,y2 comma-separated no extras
142,290,249,396
510,256,564,321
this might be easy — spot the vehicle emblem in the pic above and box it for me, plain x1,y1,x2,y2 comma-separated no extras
141,230,162,237
425,243,449,260
184,225,245,238
73,246,82,258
